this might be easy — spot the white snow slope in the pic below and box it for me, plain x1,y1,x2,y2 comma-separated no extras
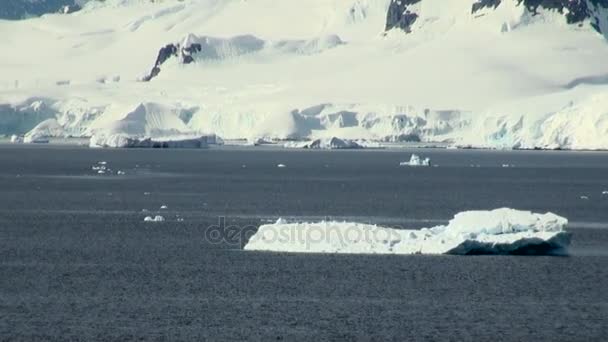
1,0,608,149
244,208,571,255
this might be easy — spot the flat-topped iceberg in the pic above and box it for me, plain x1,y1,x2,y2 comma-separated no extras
244,208,571,255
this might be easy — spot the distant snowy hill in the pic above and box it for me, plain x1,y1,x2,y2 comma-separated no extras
1,0,608,149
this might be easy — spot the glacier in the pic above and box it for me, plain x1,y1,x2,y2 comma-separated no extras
1,0,608,149
244,208,571,255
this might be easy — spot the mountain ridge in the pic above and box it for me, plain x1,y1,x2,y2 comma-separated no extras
1,0,608,149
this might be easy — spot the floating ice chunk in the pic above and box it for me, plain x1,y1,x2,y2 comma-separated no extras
10,135,23,143
275,218,289,225
277,164,287,168
97,170,105,174
244,208,571,256
144,215,165,222
602,191,608,195
580,195,589,200
117,170,126,175
400,154,431,167
98,161,107,165
144,192,151,196
160,205,168,209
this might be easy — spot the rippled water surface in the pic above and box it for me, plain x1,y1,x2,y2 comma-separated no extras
1,145,607,341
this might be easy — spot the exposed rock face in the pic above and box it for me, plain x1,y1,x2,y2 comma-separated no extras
385,0,422,32
143,43,202,82
0,0,82,20
388,0,608,35
471,0,502,14
516,0,590,24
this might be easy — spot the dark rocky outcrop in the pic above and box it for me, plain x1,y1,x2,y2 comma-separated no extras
471,0,502,14
0,0,83,20
143,42,202,82
517,0,589,24
385,0,422,32
388,0,608,35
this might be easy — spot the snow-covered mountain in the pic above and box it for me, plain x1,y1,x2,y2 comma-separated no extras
1,0,608,149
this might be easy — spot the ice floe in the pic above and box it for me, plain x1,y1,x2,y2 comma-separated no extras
244,208,571,255
277,164,287,168
92,161,111,174
399,154,431,167
144,215,165,222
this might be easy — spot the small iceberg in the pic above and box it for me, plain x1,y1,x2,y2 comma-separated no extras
10,135,23,143
244,208,571,256
92,161,112,175
144,215,165,222
400,154,431,167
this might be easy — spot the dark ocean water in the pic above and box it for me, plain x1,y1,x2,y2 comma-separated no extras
1,144,607,341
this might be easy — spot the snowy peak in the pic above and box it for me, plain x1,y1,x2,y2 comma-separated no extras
386,0,608,36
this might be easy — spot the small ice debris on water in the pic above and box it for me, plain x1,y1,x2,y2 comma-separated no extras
144,192,151,196
502,164,514,168
144,215,165,222
400,154,431,167
602,191,608,195
275,218,288,225
117,170,125,175
580,195,589,200
160,205,168,209
277,164,287,168
97,170,105,174
142,209,149,213
98,161,107,165
177,217,184,222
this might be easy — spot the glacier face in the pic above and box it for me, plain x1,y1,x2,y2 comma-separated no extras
1,0,608,149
